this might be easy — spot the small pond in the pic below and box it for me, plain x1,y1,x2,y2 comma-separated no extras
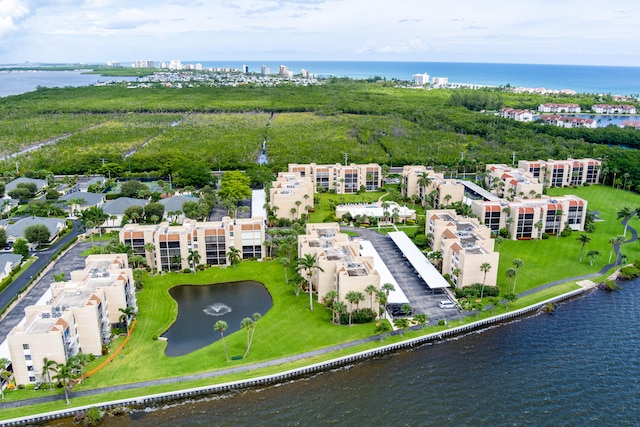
162,281,272,357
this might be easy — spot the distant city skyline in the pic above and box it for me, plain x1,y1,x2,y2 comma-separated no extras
1,0,639,67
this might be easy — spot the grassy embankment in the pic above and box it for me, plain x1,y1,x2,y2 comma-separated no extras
2,185,639,420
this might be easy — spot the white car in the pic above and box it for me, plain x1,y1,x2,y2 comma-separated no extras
439,300,456,309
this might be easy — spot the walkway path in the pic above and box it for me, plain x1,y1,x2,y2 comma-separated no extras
1,219,636,411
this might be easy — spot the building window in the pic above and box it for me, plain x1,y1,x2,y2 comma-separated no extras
23,344,29,350
28,365,34,371
25,354,32,361
29,376,36,383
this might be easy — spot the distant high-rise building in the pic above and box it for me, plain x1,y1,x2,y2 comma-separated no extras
106,60,120,67
432,76,448,86
301,68,310,78
412,73,429,86
242,64,249,74
261,65,270,75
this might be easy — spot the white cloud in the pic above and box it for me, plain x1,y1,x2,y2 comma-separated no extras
1,0,640,65
0,0,29,38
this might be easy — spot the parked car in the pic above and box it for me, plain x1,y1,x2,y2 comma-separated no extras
439,300,456,309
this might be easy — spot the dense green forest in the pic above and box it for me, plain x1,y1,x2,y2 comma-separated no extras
1,80,639,189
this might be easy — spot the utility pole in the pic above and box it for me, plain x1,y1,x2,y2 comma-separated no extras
15,162,18,174
343,152,348,166
512,151,516,166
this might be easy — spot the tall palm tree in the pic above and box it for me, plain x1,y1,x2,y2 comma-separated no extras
187,249,201,273
279,256,290,284
511,258,524,293
52,361,78,405
226,246,241,269
495,236,505,252
169,254,182,272
214,320,229,362
480,262,492,298
381,283,395,301
325,290,338,323
296,253,324,311
364,284,378,311
505,268,516,293
334,301,347,324
42,357,57,390
615,235,626,264
617,206,634,237
576,234,591,262
119,306,137,329
240,317,254,359
345,291,364,326
247,312,261,357
608,237,617,263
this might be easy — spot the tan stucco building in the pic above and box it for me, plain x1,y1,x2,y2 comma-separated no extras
401,165,465,207
120,217,265,271
288,163,382,193
269,172,315,220
426,210,499,288
298,223,380,313
7,254,135,386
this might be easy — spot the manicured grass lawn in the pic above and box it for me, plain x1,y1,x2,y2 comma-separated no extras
74,260,376,388
308,190,385,222
495,185,640,293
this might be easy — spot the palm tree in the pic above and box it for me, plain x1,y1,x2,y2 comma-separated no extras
587,250,601,266
334,301,347,324
345,291,364,326
364,284,377,311
615,235,626,264
246,312,261,357
576,234,591,262
279,256,290,284
0,358,11,400
144,243,156,268
608,237,617,263
187,249,201,273
381,283,395,301
53,361,78,405
296,253,324,311
42,357,57,390
118,306,137,329
480,262,492,298
325,290,338,323
401,303,412,316
534,220,543,239
511,258,524,294
240,317,254,359
226,246,241,269
214,320,229,362
495,236,505,252
418,173,432,192
617,206,634,237
294,200,302,219
170,254,182,272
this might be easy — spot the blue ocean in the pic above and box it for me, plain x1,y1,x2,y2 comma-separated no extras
192,60,640,95
1,61,640,97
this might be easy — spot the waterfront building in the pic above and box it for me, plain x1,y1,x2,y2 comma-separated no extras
498,108,534,122
401,166,464,207
539,115,596,128
486,158,600,190
261,65,270,76
298,223,380,312
412,73,429,86
432,77,448,86
269,172,315,220
7,254,135,386
426,210,499,288
119,217,265,271
471,194,588,239
621,120,640,129
537,103,581,113
592,104,637,114
288,163,382,194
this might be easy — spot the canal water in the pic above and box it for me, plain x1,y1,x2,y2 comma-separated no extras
49,280,640,427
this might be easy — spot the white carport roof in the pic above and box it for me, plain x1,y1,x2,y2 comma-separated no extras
387,231,450,289
359,240,409,305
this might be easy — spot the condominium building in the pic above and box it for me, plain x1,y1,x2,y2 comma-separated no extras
539,115,597,129
120,217,265,271
413,73,430,86
592,104,637,114
471,194,588,239
401,166,465,207
7,254,135,386
516,158,601,188
298,223,380,312
538,103,581,113
288,163,382,194
485,164,544,199
498,108,535,122
269,172,315,220
426,210,499,288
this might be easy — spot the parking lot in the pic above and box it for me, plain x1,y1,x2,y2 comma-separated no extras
343,227,465,324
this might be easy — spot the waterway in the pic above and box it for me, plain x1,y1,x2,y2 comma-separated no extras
46,280,640,427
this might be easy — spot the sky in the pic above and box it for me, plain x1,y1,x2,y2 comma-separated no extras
1,0,640,66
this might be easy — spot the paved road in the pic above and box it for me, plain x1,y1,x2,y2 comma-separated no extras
0,221,82,325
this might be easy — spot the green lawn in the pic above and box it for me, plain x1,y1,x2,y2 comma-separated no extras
308,190,385,222
495,184,640,293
